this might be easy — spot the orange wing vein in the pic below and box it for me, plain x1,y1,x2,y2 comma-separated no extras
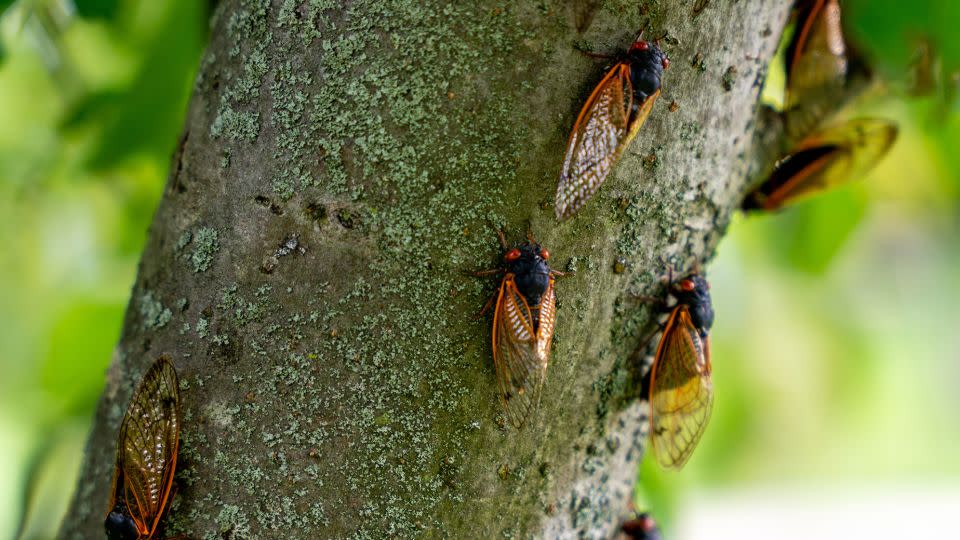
492,275,555,428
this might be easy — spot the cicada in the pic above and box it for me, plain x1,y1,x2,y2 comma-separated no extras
743,118,897,211
105,356,182,540
645,273,714,470
621,512,663,540
555,32,670,220
745,1,897,212
472,230,567,428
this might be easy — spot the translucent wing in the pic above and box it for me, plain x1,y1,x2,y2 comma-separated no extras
744,118,897,211
784,0,847,137
649,307,713,470
492,275,553,428
535,277,556,363
556,62,659,219
116,356,181,536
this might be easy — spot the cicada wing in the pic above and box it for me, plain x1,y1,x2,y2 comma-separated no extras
534,277,557,363
748,118,897,211
784,0,848,137
649,308,713,470
492,276,549,428
117,356,181,535
557,63,657,219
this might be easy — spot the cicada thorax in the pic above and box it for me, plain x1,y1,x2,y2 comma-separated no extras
626,40,669,102
668,274,714,338
643,272,715,470
555,34,669,220
503,243,553,326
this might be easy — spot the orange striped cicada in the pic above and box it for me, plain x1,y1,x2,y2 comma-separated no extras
556,31,670,220
744,0,897,212
621,512,663,540
642,272,714,470
105,355,182,540
471,230,568,428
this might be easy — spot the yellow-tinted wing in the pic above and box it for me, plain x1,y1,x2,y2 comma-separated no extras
746,118,897,211
556,62,658,219
492,275,552,428
784,0,847,137
649,307,713,470
117,356,181,536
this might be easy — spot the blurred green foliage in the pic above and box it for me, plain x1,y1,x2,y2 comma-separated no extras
0,1,958,539
0,1,206,538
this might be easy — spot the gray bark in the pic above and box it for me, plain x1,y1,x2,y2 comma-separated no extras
59,1,792,538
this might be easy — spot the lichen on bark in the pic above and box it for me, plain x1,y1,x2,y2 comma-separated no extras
59,1,791,538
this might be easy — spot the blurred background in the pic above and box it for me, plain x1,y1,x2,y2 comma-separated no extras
0,1,956,539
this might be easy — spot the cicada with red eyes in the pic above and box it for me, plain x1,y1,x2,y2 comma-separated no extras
471,230,568,428
621,512,663,540
643,272,714,470
745,0,897,212
743,118,897,212
105,355,182,540
556,31,670,220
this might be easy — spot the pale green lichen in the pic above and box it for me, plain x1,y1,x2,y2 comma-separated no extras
138,290,172,329
189,227,220,273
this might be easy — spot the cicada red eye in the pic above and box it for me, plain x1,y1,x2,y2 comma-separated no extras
105,356,182,540
632,40,650,52
540,248,550,260
679,279,696,292
504,248,521,262
661,57,670,69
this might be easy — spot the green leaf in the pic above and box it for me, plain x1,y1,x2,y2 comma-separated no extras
65,0,206,170
41,301,125,415
73,0,121,20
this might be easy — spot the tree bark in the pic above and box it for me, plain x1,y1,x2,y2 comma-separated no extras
59,0,791,538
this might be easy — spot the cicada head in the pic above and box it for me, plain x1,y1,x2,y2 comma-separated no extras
104,505,140,540
504,242,552,306
671,273,713,337
621,512,663,540
627,39,669,100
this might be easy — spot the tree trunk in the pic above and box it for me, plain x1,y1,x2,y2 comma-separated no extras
59,0,791,538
